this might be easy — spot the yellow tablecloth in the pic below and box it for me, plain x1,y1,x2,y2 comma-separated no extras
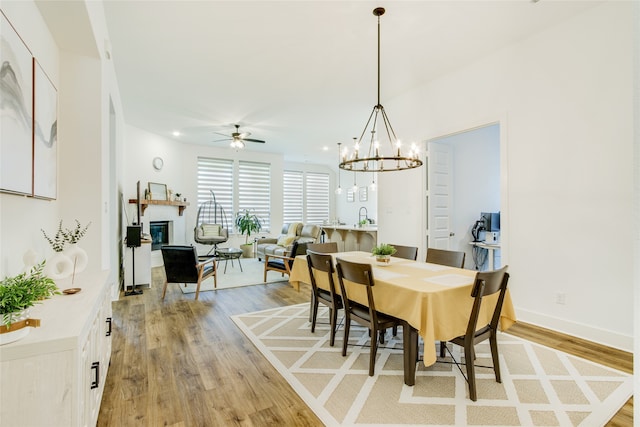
289,251,517,366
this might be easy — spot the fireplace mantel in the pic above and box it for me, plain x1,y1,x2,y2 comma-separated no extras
129,199,190,216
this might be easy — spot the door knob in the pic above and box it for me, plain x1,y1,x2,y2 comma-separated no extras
449,232,455,237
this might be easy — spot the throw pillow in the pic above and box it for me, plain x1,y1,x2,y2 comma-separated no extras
202,224,221,237
288,222,302,236
277,235,296,247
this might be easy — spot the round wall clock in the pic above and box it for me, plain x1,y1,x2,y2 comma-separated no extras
152,157,164,170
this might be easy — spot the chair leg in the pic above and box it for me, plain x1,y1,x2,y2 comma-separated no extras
370,328,378,376
490,333,501,383
440,341,447,358
162,280,168,299
309,292,316,322
342,318,350,357
329,307,338,347
195,280,202,300
464,343,477,401
310,299,319,333
263,264,268,282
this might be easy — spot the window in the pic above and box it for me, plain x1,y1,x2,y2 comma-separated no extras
305,172,329,224
283,171,303,224
197,157,233,224
283,170,329,225
197,158,271,233
238,161,271,232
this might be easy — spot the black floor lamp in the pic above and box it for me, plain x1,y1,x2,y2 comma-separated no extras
125,225,143,296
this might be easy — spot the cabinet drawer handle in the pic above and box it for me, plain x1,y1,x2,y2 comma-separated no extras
106,317,112,336
91,362,100,389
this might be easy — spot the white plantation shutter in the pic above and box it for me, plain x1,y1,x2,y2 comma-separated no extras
283,170,303,224
305,172,329,224
197,157,234,223
238,161,271,232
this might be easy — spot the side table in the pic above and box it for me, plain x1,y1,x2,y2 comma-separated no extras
215,247,243,273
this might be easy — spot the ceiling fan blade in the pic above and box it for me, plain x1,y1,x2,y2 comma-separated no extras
213,131,231,137
212,137,232,143
238,132,251,138
243,138,266,144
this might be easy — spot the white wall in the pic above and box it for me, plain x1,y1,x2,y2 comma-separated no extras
379,2,635,350
0,1,126,300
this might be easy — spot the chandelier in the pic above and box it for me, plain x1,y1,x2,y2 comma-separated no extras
339,7,423,173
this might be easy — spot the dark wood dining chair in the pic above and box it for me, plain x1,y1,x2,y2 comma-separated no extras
306,251,343,346
306,242,339,253
388,244,418,261
425,247,466,268
440,265,509,401
161,245,217,300
335,258,402,376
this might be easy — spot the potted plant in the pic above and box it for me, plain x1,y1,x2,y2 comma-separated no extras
235,210,262,258
0,261,59,345
371,243,396,265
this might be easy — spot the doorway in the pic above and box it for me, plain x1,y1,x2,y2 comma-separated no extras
425,123,501,269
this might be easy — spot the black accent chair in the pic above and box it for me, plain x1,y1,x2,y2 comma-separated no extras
306,251,343,346
161,245,217,300
440,265,510,401
263,241,308,282
335,258,402,376
426,248,466,268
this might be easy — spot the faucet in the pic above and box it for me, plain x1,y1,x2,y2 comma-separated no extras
358,207,368,224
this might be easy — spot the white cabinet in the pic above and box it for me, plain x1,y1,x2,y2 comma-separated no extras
0,271,112,427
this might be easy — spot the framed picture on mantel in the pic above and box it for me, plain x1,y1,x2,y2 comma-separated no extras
148,182,167,200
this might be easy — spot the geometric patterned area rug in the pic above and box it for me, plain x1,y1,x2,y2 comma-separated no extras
231,304,633,426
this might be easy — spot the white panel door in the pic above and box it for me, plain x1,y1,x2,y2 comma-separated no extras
428,142,452,249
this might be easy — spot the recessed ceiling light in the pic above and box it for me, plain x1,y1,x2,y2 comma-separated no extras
322,146,329,151
172,131,180,137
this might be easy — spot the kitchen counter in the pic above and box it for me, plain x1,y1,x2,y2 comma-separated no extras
322,225,377,252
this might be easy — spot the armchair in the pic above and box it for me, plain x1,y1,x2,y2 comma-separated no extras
263,241,309,282
161,245,217,300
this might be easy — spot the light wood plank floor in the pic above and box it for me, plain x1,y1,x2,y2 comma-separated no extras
98,270,633,426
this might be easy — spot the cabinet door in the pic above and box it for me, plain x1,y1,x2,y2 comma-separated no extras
81,314,101,427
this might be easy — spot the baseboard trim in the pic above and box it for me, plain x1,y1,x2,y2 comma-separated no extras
515,307,633,352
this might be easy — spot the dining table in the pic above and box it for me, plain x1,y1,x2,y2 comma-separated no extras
288,251,517,386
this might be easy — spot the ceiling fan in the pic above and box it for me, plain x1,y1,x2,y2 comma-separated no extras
213,124,266,149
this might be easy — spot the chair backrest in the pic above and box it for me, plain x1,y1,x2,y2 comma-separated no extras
307,242,339,253
335,258,379,322
425,248,466,268
161,245,199,283
389,244,418,261
286,241,308,268
306,251,339,296
465,265,510,339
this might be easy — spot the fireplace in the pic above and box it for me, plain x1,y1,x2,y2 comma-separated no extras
149,221,171,251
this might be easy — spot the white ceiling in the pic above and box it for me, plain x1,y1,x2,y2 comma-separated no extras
68,1,601,165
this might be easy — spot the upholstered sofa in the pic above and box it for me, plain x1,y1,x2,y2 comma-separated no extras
256,223,321,261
